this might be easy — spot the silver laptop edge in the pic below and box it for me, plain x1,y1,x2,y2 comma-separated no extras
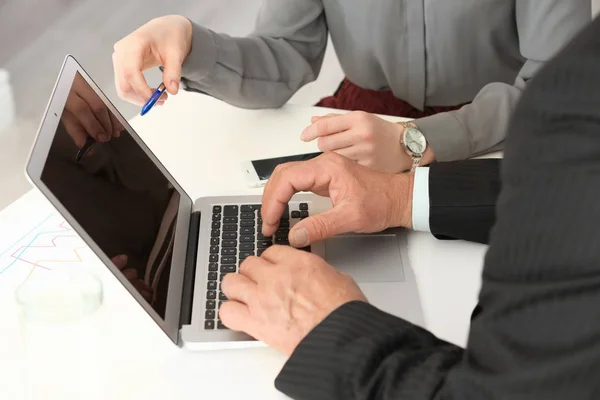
25,55,192,345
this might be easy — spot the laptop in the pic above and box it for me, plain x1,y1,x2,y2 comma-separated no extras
25,56,424,349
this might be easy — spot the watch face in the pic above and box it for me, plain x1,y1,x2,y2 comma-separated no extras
404,127,427,155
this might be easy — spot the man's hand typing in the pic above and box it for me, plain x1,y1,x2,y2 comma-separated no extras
261,152,415,247
220,245,367,356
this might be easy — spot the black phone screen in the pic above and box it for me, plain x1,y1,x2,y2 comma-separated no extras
251,152,322,180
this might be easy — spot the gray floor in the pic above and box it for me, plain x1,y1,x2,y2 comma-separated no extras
0,0,343,210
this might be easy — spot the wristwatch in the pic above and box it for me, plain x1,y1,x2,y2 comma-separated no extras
399,121,427,172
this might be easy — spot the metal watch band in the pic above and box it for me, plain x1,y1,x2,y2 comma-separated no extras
410,155,422,172
400,121,418,130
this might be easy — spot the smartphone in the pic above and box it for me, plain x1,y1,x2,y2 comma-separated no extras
242,152,323,187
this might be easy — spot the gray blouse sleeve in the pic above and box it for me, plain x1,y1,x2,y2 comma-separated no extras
180,0,327,109
415,0,591,161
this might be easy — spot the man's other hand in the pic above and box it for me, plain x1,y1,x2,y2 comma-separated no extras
220,245,367,356
261,152,414,248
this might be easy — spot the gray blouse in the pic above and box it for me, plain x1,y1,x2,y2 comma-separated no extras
181,0,591,161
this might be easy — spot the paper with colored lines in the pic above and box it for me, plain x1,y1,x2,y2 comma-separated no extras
0,191,97,291
0,213,99,289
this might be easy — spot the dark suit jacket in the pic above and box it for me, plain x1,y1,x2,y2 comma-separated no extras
275,17,600,400
429,159,501,244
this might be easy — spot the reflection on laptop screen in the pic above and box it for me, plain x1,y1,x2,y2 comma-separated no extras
41,71,180,319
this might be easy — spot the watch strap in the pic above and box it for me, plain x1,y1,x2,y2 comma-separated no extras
400,121,418,130
410,155,422,172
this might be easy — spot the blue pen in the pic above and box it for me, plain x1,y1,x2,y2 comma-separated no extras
140,83,166,116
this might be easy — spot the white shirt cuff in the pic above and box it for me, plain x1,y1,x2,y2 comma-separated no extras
411,167,430,232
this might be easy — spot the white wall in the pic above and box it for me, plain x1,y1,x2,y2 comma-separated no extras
0,70,15,134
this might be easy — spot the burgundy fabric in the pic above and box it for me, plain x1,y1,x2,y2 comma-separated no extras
315,78,466,118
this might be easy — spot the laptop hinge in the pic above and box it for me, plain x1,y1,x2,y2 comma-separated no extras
179,210,201,327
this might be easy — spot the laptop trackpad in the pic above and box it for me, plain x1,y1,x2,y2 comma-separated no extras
324,235,405,283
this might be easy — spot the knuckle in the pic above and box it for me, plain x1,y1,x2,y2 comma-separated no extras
317,137,331,152
322,151,337,161
360,129,374,141
71,100,87,113
117,81,131,95
91,103,105,114
123,68,136,80
353,111,369,122
263,245,282,257
316,120,329,136
239,256,258,271
300,250,317,264
113,37,129,52
272,164,284,175
327,152,348,167
340,271,356,283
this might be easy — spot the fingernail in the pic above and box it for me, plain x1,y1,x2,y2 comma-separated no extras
114,129,121,137
293,228,309,247
116,254,127,264
170,80,179,92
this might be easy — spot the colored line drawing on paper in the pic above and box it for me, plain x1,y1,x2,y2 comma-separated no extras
0,214,87,278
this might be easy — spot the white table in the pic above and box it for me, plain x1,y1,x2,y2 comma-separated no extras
0,92,487,399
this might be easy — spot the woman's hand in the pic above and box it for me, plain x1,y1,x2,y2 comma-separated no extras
112,15,193,106
301,111,417,173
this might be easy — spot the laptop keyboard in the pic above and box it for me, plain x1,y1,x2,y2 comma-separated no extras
204,203,311,330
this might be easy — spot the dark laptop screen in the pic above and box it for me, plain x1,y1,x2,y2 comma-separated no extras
41,71,180,319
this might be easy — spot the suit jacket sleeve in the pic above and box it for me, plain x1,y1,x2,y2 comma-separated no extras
428,159,501,245
275,17,600,400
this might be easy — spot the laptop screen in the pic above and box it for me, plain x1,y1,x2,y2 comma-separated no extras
40,71,180,319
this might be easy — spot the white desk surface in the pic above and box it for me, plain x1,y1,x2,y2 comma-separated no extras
0,92,487,399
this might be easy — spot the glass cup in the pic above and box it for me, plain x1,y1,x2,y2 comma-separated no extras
15,265,103,399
